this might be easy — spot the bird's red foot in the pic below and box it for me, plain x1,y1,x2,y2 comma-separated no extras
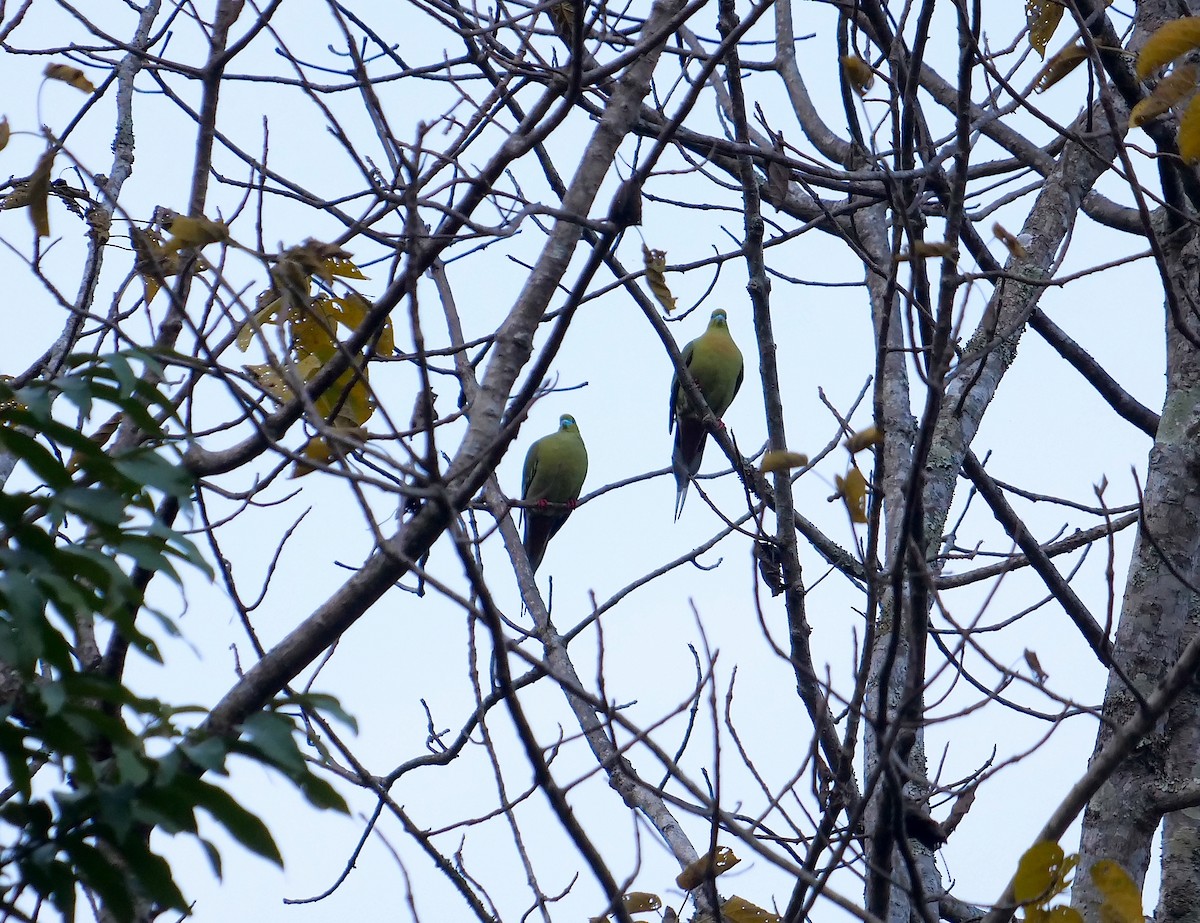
536,498,550,509
567,499,578,510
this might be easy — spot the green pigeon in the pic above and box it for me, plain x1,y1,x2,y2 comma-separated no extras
669,309,744,519
521,414,588,572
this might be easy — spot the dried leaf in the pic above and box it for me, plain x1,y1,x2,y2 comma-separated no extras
1034,44,1088,92
1178,93,1200,164
44,63,95,93
642,244,677,314
0,119,9,153
27,148,55,238
844,426,882,454
1090,860,1142,923
621,893,662,913
1137,16,1200,79
549,1,575,39
765,132,791,200
1024,648,1049,683
676,846,740,890
608,179,642,228
840,55,874,95
993,222,1029,259
835,467,869,524
761,450,809,474
721,896,781,923
132,226,194,302
754,540,785,596
1026,0,1065,58
940,787,976,839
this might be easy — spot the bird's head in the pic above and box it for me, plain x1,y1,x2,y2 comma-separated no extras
559,414,578,432
710,309,729,328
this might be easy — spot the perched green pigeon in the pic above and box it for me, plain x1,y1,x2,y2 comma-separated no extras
670,309,743,518
521,414,588,572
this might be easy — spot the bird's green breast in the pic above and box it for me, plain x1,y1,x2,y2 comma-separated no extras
681,330,743,417
526,432,588,502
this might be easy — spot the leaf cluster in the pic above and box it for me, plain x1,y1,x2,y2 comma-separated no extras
0,354,350,921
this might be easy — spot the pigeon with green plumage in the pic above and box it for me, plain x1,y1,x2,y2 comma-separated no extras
670,309,744,519
521,414,588,572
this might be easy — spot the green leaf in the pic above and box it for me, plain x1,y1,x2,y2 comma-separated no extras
112,453,193,499
53,485,131,527
0,428,70,488
181,737,230,774
38,680,67,716
180,776,283,866
242,711,306,775
118,836,187,912
114,746,152,787
71,841,135,923
198,837,224,879
281,691,359,734
296,773,349,813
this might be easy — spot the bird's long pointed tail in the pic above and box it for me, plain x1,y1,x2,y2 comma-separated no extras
672,420,706,521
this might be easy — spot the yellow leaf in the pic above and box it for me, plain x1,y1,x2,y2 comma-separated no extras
290,426,366,478
621,893,662,913
676,846,740,890
1130,63,1199,127
1034,44,1088,92
292,305,339,364
325,256,367,280
1178,93,1200,164
238,294,287,351
1026,0,1065,58
314,367,375,428
246,363,290,403
278,239,358,282
1090,860,1142,923
840,55,874,94
376,318,395,356
1013,841,1075,906
642,244,677,314
721,896,781,923
27,148,54,238
0,119,9,153
247,356,320,404
44,63,95,93
163,214,229,253
761,450,809,474
331,293,367,330
845,426,882,454
1137,17,1200,79
835,467,869,524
